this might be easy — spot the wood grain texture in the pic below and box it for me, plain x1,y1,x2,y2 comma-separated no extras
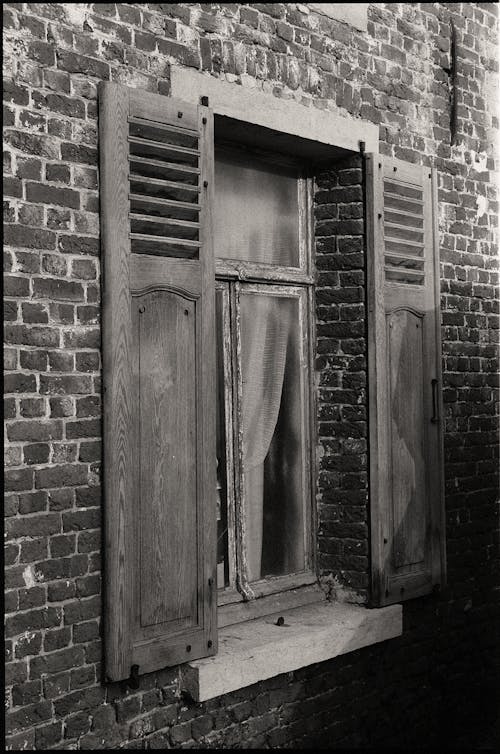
130,255,201,297
430,168,446,588
215,282,237,593
137,292,197,628
366,153,387,607
101,83,217,679
388,309,426,568
367,154,445,606
129,86,198,130
198,102,218,656
99,81,133,681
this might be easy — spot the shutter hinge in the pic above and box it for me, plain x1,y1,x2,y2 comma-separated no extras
200,95,209,107
127,664,140,689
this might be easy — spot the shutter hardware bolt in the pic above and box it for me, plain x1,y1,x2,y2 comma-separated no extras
138,305,145,314
276,616,285,626
186,644,191,652
178,111,183,118
203,180,208,188
202,117,207,125
207,639,213,648
128,664,140,689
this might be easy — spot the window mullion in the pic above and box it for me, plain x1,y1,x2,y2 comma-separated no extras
232,280,255,601
217,282,238,593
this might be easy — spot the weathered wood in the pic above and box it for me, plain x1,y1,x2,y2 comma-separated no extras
250,571,318,600
388,308,426,568
129,255,201,297
100,82,133,682
367,154,445,606
215,282,237,593
215,258,314,285
129,115,198,144
129,86,198,130
129,174,200,202
366,154,387,608
232,280,252,601
130,194,200,222
130,234,200,258
430,168,446,588
198,100,218,657
129,136,199,165
130,215,199,240
137,291,197,628
100,83,217,681
218,584,324,628
129,156,199,182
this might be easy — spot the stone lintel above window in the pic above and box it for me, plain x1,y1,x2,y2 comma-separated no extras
308,3,369,31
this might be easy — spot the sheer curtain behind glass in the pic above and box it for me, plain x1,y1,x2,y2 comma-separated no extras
215,148,305,584
240,293,304,581
214,149,300,267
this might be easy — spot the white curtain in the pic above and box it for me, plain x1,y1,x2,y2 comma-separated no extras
241,294,293,581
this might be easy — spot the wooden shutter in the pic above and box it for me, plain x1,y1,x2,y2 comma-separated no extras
99,83,217,681
366,155,445,606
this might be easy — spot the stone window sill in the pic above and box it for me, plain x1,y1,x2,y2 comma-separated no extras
181,600,402,702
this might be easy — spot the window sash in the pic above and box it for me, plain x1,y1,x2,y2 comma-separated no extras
217,281,316,605
214,155,313,285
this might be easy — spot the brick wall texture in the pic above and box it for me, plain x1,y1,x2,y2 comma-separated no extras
4,2,499,749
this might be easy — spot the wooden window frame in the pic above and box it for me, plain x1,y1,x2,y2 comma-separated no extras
168,69,376,628
214,142,319,625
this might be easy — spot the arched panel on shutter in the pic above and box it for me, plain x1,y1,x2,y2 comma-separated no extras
99,82,217,681
366,154,445,607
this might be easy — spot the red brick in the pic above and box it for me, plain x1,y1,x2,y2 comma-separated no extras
5,325,59,348
35,463,88,489
40,374,93,395
25,181,80,209
5,468,34,492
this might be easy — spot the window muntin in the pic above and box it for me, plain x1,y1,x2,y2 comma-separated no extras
214,144,315,605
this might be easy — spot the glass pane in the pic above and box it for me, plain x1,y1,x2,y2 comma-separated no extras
240,291,305,581
215,288,230,589
214,149,300,267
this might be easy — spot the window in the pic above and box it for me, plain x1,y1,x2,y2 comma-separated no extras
99,82,445,684
213,144,316,606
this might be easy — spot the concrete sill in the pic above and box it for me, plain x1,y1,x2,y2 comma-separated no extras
182,601,402,702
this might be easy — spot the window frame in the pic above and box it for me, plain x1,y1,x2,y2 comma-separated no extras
213,141,319,622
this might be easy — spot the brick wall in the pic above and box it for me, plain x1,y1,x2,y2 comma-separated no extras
314,154,369,601
4,2,499,749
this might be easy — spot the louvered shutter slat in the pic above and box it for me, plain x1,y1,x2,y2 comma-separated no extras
100,82,217,682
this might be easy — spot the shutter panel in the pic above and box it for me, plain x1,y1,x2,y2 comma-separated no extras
99,82,217,681
366,155,445,607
